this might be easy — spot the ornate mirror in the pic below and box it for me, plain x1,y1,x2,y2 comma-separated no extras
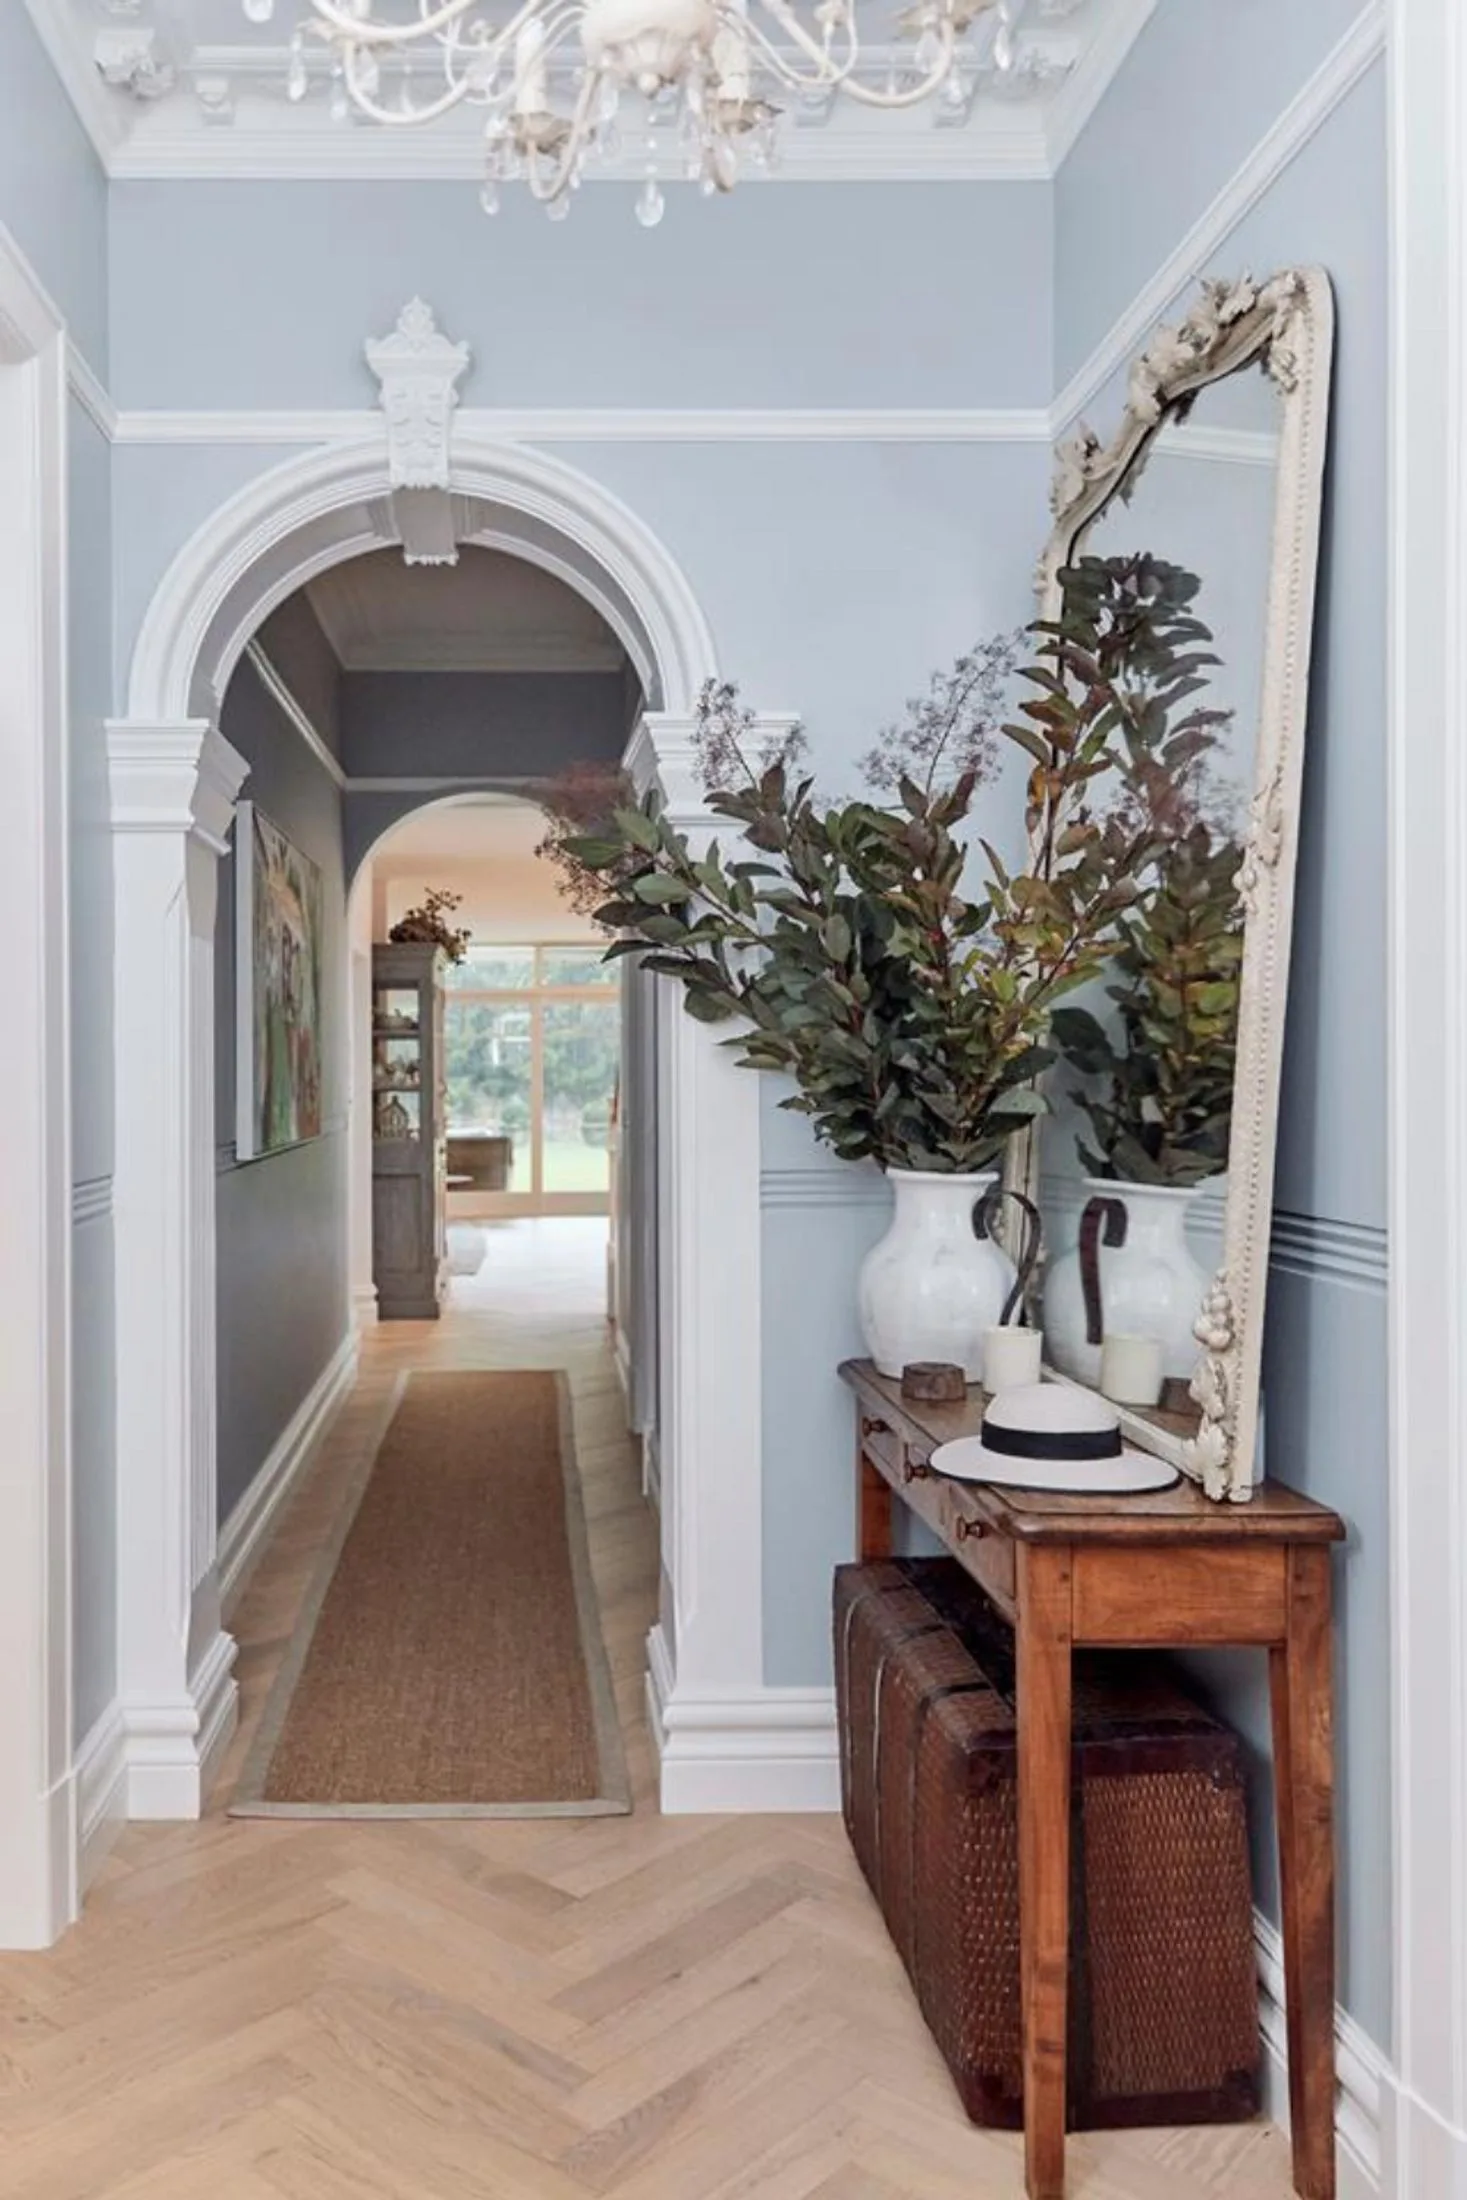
1022,270,1334,1500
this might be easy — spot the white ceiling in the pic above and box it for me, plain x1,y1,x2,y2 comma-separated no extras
305,546,628,674
372,794,549,864
23,0,1156,181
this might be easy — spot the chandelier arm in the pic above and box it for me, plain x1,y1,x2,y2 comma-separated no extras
836,26,961,107
735,13,857,91
522,66,601,202
342,38,478,121
310,0,488,49
744,0,856,84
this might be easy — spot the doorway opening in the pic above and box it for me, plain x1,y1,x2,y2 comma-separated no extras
348,788,631,1341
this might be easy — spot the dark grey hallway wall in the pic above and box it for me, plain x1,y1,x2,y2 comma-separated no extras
215,632,349,1529
340,667,634,880
340,669,630,778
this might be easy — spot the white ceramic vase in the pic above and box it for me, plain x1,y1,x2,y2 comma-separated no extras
857,1169,1016,1384
1044,1176,1213,1389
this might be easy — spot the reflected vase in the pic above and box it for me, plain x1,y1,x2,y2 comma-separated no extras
1044,1177,1213,1392
857,1169,1016,1385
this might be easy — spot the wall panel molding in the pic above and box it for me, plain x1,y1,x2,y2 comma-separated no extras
760,1166,888,1211
764,1165,1388,1295
70,1175,113,1228
110,405,1054,449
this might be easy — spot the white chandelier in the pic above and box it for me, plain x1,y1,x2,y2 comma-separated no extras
241,0,1018,223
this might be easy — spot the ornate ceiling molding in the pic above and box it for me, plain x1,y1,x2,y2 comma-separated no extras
23,0,1156,182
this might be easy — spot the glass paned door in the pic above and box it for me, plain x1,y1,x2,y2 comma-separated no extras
443,1000,533,1195
542,1000,619,1195
441,943,619,1213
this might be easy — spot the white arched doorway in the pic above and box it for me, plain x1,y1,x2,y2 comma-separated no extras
102,434,768,1828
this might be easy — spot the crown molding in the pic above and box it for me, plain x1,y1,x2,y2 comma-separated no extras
1052,0,1385,430
19,0,129,167
24,0,1150,185
107,117,1055,185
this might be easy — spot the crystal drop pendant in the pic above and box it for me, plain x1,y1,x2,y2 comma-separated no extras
547,193,572,222
635,177,665,228
480,180,500,215
286,34,308,103
242,0,275,21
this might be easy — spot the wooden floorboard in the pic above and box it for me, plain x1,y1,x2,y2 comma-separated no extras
0,1220,1298,2197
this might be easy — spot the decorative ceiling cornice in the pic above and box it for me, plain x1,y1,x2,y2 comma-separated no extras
23,0,1156,183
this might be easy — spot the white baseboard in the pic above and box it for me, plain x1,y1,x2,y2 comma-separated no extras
123,1628,238,1820
352,1282,379,1328
218,1329,358,1616
1255,1912,1392,2200
75,1703,128,1891
645,1627,841,1814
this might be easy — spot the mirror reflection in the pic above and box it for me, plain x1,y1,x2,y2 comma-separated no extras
1039,367,1281,1432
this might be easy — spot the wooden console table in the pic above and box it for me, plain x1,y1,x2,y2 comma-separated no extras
840,1359,1346,2200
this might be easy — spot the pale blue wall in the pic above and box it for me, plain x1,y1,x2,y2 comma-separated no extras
107,180,1050,412
0,5,107,374
1055,0,1369,389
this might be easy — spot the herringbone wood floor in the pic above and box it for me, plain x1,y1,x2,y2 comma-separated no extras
0,1221,1297,2198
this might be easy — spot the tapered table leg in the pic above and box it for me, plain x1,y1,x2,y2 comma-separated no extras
1017,1545,1074,2200
1269,1545,1336,2200
858,1441,895,1561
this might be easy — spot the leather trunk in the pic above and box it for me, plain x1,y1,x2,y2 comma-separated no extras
833,1557,1260,2131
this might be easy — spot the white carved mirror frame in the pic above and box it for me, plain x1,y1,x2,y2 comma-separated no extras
1020,268,1336,1501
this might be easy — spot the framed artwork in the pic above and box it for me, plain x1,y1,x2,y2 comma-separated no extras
235,801,324,1160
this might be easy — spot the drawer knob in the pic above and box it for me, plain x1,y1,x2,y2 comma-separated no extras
861,1415,889,1439
955,1515,984,1543
903,1453,933,1484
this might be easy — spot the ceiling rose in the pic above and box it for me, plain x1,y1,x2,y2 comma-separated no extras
242,0,1019,221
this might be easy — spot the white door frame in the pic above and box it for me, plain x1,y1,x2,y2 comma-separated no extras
1387,1,1467,2185
109,433,769,1819
0,221,74,1946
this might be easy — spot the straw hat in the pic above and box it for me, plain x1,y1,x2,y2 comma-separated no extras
931,1381,1179,1494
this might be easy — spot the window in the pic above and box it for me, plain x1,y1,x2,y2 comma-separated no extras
443,943,619,1210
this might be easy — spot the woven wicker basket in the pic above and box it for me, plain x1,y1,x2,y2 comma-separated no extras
834,1558,1260,2130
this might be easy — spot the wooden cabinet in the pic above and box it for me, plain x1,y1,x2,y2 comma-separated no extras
370,942,446,1321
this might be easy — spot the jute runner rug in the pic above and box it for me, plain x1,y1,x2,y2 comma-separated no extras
231,1369,631,1818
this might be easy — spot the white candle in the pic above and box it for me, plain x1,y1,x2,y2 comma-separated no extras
1100,1332,1164,1408
983,1325,1043,1394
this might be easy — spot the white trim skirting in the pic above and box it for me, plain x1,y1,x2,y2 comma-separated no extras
121,1628,239,1821
645,1626,841,1815
1256,1913,1391,2200
217,1328,359,1616
73,1703,127,1893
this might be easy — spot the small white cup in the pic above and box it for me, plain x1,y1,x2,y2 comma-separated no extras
1100,1332,1165,1408
983,1325,1043,1394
